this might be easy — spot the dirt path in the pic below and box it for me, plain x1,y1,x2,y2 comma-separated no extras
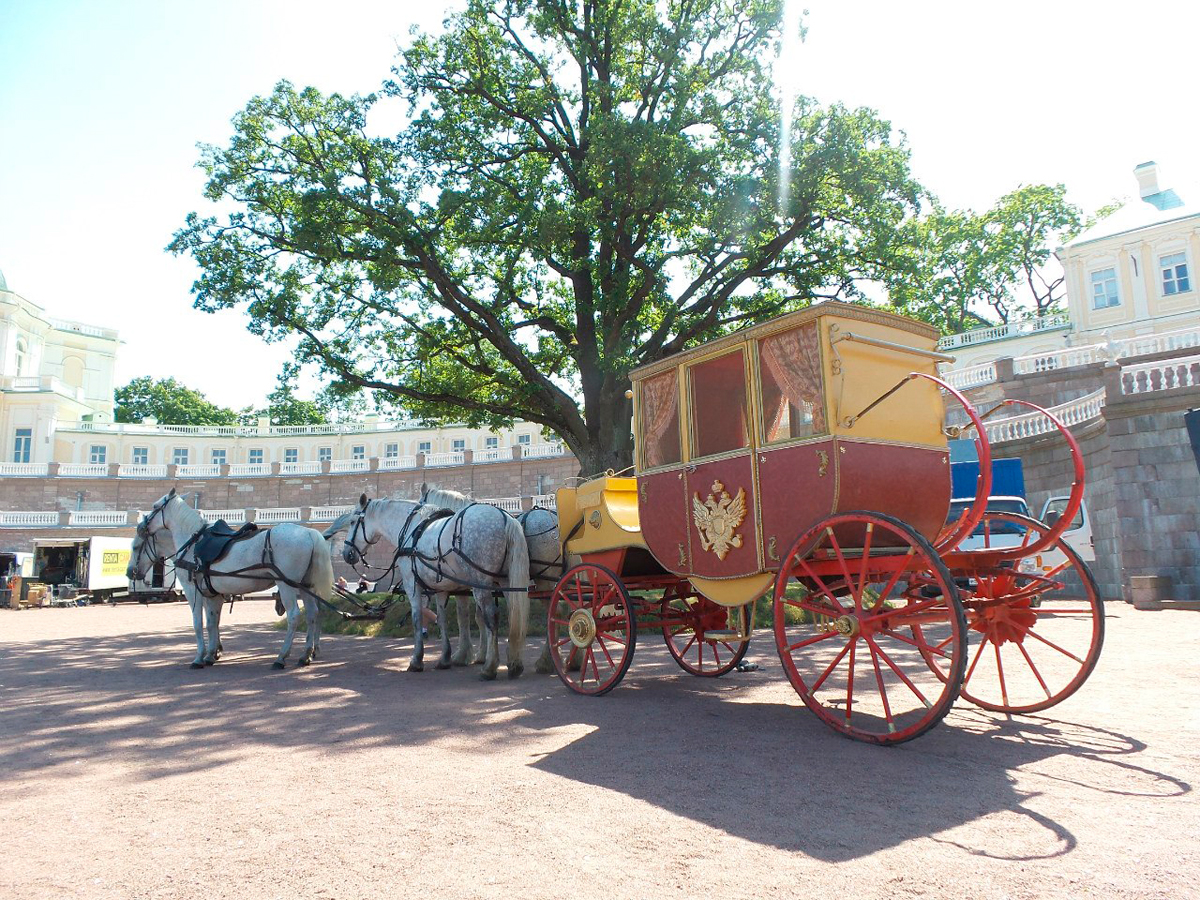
1,600,1197,900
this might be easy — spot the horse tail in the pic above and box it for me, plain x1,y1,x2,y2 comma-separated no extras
504,513,530,653
306,527,336,601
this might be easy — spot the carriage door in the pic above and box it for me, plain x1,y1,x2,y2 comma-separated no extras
754,322,835,570
636,369,692,575
684,347,761,579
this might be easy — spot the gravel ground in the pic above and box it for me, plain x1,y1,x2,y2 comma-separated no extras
1,599,1197,900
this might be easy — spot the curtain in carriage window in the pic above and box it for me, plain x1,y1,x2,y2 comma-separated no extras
759,323,826,442
639,369,682,469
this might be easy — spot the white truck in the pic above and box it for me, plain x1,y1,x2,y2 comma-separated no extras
946,495,1094,561
32,536,133,604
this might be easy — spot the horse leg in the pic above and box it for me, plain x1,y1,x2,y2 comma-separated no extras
213,600,225,660
187,587,206,668
435,595,454,669
472,602,487,665
299,594,319,667
450,595,474,666
310,595,322,660
476,590,500,681
275,588,301,669
407,593,426,672
203,597,221,665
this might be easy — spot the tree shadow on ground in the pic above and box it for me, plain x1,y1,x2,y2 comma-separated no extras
0,624,1188,862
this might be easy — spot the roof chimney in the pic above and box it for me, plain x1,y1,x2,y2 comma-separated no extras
1134,161,1160,199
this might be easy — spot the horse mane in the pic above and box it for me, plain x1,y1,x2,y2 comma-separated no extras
166,495,206,535
421,487,475,512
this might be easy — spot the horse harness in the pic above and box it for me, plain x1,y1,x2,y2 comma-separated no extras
517,506,564,583
394,502,528,598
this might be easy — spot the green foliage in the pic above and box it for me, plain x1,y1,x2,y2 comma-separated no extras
171,0,923,472
114,376,240,426
240,363,330,426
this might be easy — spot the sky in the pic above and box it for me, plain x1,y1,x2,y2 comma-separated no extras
2,0,1198,410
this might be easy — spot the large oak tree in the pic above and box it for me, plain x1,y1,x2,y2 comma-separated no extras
171,0,922,473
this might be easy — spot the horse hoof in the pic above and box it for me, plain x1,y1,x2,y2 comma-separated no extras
507,662,524,680
534,659,554,675
436,660,452,670
407,662,424,673
479,671,498,682
190,662,204,669
203,658,215,667
298,657,310,667
272,660,285,670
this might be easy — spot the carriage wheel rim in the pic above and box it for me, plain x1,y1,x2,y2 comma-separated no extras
660,593,750,677
547,564,636,696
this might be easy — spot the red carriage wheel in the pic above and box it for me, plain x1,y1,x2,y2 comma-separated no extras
547,563,637,696
773,511,967,745
660,586,751,677
920,512,1105,713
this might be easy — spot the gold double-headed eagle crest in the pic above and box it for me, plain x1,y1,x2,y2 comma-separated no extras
692,480,747,560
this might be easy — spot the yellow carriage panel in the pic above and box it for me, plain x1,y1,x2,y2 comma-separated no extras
556,476,647,557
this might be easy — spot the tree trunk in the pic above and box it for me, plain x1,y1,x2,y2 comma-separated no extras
572,391,635,478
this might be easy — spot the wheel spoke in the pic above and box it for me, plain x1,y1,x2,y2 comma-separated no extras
810,638,853,693
994,641,1010,708
1015,640,1052,700
868,549,918,614
883,627,951,659
866,634,932,708
787,629,841,652
866,637,896,732
855,523,875,612
596,634,617,669
844,639,857,724
963,633,990,687
1024,628,1086,664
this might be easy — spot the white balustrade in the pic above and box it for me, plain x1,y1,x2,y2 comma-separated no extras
482,497,523,513
425,452,465,468
68,510,130,527
378,455,417,471
255,507,301,524
940,362,997,390
228,463,271,477
937,314,1071,350
329,458,369,474
118,464,169,478
1120,354,1200,395
1116,325,1200,359
279,461,321,475
984,388,1106,444
58,463,109,477
1013,345,1101,375
523,443,565,459
175,464,221,478
532,493,558,510
0,462,49,477
472,448,507,464
199,509,247,524
0,511,59,527
309,505,356,522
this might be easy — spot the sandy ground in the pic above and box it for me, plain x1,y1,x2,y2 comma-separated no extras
1,599,1197,900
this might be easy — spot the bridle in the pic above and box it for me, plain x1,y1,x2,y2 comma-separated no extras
342,500,428,584
130,497,171,581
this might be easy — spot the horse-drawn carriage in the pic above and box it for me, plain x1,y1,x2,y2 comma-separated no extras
544,301,1103,744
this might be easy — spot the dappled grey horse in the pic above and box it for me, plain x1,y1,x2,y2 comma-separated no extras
128,489,335,668
342,494,530,680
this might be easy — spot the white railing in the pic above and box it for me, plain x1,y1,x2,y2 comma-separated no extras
119,464,168,478
523,443,565,459
1120,354,1200,395
1116,324,1200,359
425,452,465,467
0,462,49,477
378,455,417,471
330,458,369,474
228,463,271,477
68,510,129,527
1013,344,1101,375
1,375,85,401
48,317,120,340
473,448,507,464
938,314,1071,350
175,464,221,478
985,388,1107,444
280,461,322,475
309,505,356,522
532,493,558,510
255,507,301,524
940,362,997,390
59,418,442,437
58,463,109,477
482,497,523,513
199,509,247,524
0,511,59,527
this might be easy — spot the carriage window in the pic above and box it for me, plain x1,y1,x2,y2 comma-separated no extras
689,350,749,458
639,370,681,468
759,323,826,442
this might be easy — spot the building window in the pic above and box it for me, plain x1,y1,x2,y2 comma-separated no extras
248,448,264,465
15,339,26,376
418,441,432,455
13,428,32,463
352,445,366,460
172,448,189,466
211,448,227,466
1090,268,1120,309
89,445,106,465
452,439,466,452
518,434,532,445
384,442,399,458
132,446,149,466
318,446,332,462
1161,252,1191,295
485,436,499,449
284,448,299,463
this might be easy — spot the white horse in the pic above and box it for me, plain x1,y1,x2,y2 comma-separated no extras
342,493,530,680
422,488,564,673
128,489,335,669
